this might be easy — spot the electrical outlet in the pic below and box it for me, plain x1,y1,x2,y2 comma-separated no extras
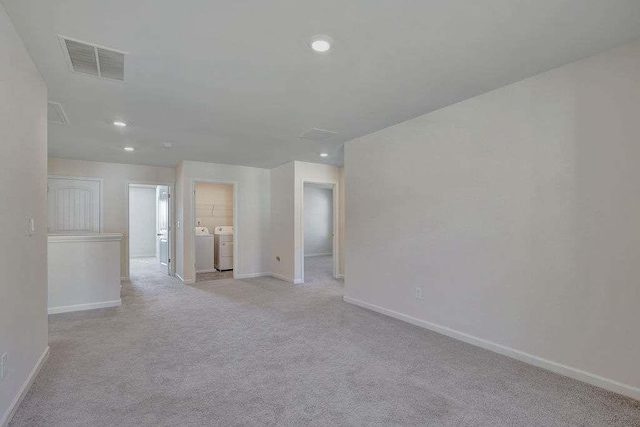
26,217,35,237
414,287,423,300
1,353,7,380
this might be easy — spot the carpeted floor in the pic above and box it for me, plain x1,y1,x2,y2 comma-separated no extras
9,263,640,426
303,255,334,284
130,257,168,275
196,270,234,282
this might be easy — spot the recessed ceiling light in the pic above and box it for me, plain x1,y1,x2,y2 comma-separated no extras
123,147,135,151
113,121,127,127
311,40,331,52
320,153,329,157
309,35,333,53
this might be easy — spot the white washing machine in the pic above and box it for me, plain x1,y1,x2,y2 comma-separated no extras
195,227,215,273
214,226,233,271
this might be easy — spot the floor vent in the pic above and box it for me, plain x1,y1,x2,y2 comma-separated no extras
47,102,70,125
59,36,126,81
299,128,338,140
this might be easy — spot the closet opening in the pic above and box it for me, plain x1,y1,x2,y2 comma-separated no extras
194,181,235,282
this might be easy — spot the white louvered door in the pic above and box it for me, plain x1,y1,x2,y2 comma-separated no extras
47,178,101,234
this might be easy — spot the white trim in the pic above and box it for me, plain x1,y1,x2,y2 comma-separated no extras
176,274,195,285
48,233,122,243
235,272,270,279
120,276,129,282
299,180,340,283
338,274,345,279
125,181,175,280
304,252,333,257
130,253,157,258
48,300,121,315
0,346,50,427
270,272,295,283
343,296,640,401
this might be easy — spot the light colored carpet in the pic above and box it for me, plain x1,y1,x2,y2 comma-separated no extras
303,255,335,284
196,270,234,282
9,264,640,426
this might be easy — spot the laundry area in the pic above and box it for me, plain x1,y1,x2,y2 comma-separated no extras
194,182,234,282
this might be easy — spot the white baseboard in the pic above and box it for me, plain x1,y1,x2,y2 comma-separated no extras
343,296,640,401
305,253,332,257
338,274,345,279
176,274,195,285
48,300,121,315
294,279,304,284
120,276,129,282
235,272,269,279
269,272,295,283
0,346,50,427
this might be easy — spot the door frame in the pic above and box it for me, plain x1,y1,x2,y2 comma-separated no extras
300,181,339,283
191,179,238,280
125,181,175,280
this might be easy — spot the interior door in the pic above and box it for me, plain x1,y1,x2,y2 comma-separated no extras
157,186,170,274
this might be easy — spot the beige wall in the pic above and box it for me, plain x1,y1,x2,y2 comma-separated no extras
270,161,344,283
344,39,640,399
0,4,48,424
176,161,271,283
338,168,345,277
47,158,175,278
195,182,233,231
269,162,295,281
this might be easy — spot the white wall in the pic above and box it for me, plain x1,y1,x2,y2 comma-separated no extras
176,161,270,283
0,5,48,424
344,40,640,399
304,185,333,256
175,161,185,279
128,186,157,258
48,235,122,314
269,162,295,281
47,158,175,278
338,168,345,277
195,182,233,231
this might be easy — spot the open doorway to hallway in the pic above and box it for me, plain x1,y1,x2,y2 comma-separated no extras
302,183,336,284
128,184,171,280
194,181,235,282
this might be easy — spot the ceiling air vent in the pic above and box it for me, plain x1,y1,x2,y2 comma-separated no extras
47,102,70,125
299,128,338,140
59,36,126,81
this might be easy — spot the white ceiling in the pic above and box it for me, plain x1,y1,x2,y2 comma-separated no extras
4,1,640,169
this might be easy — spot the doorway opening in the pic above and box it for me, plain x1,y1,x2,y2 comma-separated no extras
302,182,337,284
128,184,171,280
194,181,235,282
